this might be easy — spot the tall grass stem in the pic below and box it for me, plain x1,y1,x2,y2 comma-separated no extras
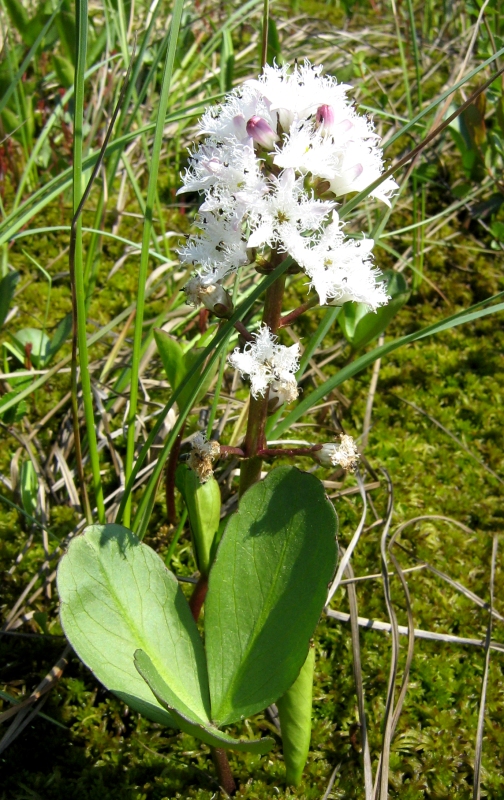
123,0,185,526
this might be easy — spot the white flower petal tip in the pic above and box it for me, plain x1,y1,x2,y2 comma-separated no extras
313,435,359,471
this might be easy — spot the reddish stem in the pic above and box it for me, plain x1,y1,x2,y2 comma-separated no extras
189,573,208,622
188,575,236,795
239,270,287,497
233,320,254,342
220,445,246,457
212,747,237,795
257,445,322,458
278,295,319,328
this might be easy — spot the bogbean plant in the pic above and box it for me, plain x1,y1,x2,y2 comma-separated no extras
57,61,397,792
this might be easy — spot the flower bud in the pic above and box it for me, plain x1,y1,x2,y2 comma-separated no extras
312,435,359,471
184,278,234,317
246,116,279,150
316,104,336,131
316,106,354,137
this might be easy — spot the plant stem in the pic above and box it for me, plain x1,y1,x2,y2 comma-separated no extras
233,320,254,341
258,445,322,458
239,271,286,497
261,0,270,70
212,748,237,796
278,295,319,328
189,573,208,622
187,540,235,797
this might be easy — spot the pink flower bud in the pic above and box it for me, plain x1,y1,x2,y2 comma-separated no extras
316,104,336,131
316,107,354,136
246,116,279,149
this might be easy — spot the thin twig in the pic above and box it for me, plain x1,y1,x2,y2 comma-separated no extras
473,535,498,800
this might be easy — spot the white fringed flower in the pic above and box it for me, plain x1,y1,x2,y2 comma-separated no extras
199,84,277,143
289,214,389,309
228,325,299,401
247,169,335,251
178,211,249,286
178,59,396,309
246,61,351,132
314,435,359,471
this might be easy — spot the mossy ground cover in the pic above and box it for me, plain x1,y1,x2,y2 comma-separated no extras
2,0,504,797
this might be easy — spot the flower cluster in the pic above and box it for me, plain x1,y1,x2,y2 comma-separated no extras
177,60,396,310
228,325,299,407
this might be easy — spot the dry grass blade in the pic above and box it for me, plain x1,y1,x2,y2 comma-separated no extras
325,609,504,652
374,469,396,800
345,560,374,799
386,550,415,740
390,515,504,621
53,444,81,512
0,646,70,754
326,471,368,605
473,534,498,800
362,334,384,448
322,762,342,800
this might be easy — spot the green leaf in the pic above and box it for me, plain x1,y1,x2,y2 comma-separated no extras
20,460,37,518
134,650,275,754
220,29,234,94
48,313,72,360
154,329,185,390
0,389,27,423
0,271,19,328
338,271,410,351
3,0,30,44
52,54,74,88
57,524,211,729
277,646,315,787
8,328,51,368
55,11,77,65
154,329,217,411
205,467,338,726
175,464,221,577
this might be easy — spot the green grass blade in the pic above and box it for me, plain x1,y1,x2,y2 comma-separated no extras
122,0,186,526
270,294,504,440
71,0,105,522
0,3,61,117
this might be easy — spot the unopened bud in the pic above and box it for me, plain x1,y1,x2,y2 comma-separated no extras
316,104,336,132
312,435,359,471
184,278,233,317
246,116,279,150
316,106,354,137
